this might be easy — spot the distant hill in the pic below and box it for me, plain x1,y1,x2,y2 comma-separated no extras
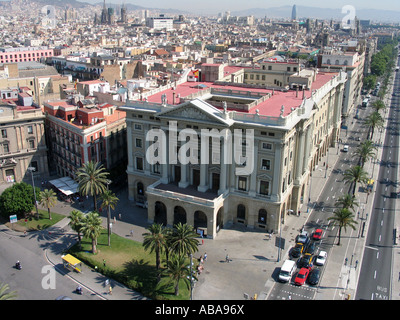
231,5,400,23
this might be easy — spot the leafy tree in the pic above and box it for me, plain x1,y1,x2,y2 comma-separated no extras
100,190,119,246
80,211,103,254
343,165,369,195
0,182,39,219
363,74,377,91
328,208,358,246
169,223,199,259
76,161,109,212
68,210,85,247
162,253,195,296
39,189,57,220
142,223,167,282
0,283,18,300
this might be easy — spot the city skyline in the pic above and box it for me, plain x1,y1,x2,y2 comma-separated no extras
75,0,400,14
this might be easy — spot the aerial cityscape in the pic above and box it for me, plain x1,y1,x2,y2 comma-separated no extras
0,0,400,306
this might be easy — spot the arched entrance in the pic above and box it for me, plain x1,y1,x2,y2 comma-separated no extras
216,207,223,232
137,182,144,196
258,209,267,227
154,201,167,225
194,210,207,229
237,204,246,223
174,206,187,226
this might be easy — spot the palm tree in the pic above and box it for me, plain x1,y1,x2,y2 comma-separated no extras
142,223,167,281
169,223,199,259
0,283,18,300
364,111,384,140
343,165,369,195
76,161,109,212
327,208,358,245
38,189,57,220
372,99,386,113
80,211,103,254
335,194,359,211
68,210,85,247
352,140,377,168
100,190,119,246
162,253,195,296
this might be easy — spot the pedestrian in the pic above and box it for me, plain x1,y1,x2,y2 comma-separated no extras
103,259,106,267
130,229,134,237
204,252,207,261
109,286,112,295
226,254,230,263
118,213,121,220
200,255,203,264
104,279,109,287
201,239,204,245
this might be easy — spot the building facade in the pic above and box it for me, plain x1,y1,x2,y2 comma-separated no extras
44,97,126,178
0,47,54,64
0,99,48,184
121,68,347,238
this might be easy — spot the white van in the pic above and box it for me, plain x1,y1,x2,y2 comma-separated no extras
343,145,349,152
278,259,296,282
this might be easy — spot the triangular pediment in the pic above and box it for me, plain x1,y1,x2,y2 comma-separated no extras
156,98,233,127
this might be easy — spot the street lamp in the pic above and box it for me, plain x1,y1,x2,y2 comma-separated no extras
28,167,39,220
106,179,112,246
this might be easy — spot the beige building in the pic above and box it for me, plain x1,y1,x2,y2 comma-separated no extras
0,100,48,184
319,50,365,117
244,59,301,88
121,67,347,239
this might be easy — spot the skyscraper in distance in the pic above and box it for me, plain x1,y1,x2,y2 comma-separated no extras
291,5,297,21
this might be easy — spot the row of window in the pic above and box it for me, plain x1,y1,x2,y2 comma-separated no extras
1,126,34,139
2,140,35,153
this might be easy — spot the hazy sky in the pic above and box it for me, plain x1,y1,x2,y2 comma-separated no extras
82,0,400,14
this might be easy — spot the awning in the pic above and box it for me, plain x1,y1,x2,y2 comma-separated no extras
62,254,81,266
49,177,79,196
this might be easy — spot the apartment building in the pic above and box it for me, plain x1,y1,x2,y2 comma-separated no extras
121,68,347,238
44,97,126,178
0,46,54,64
0,94,48,184
243,59,301,88
319,50,365,117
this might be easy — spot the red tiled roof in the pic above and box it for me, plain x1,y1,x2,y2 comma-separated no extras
144,71,338,117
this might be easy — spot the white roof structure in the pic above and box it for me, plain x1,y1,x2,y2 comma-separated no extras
49,176,79,196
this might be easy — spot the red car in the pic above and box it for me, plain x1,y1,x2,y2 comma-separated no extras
313,229,323,240
294,268,310,286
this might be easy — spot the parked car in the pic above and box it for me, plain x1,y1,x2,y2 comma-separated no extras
312,229,323,241
290,243,304,258
294,267,310,286
305,242,316,255
308,268,320,285
315,251,327,266
298,253,313,268
343,145,349,152
297,231,310,245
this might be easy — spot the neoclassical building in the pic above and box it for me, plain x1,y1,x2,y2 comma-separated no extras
120,67,347,238
0,98,49,184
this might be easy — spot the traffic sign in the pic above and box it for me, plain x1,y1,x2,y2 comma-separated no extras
10,215,17,223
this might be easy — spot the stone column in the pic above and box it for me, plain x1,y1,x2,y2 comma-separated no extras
249,139,258,197
179,163,189,188
127,122,134,172
198,163,208,192
218,139,227,195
